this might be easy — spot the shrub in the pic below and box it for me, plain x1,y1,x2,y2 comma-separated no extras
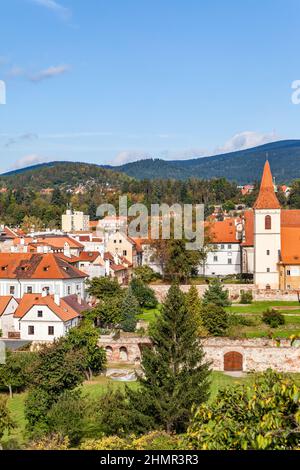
80,436,130,450
200,302,229,336
240,290,253,304
130,278,158,308
262,309,285,328
27,434,70,450
132,431,183,450
202,278,231,307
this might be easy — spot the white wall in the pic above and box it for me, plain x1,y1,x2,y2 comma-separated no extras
0,298,19,337
18,304,79,341
199,243,241,276
0,278,86,298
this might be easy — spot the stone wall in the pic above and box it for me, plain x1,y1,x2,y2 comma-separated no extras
150,284,300,302
99,333,300,373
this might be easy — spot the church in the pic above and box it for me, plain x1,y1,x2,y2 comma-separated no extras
252,160,300,290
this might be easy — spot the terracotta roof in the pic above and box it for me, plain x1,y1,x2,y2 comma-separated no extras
206,218,238,244
0,296,16,316
14,293,84,321
281,210,300,227
0,253,87,279
13,236,83,249
280,227,300,264
110,263,127,272
241,210,254,247
58,251,103,265
253,161,281,210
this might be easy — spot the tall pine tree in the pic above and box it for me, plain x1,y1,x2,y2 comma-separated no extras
120,288,141,332
128,284,211,433
202,278,231,307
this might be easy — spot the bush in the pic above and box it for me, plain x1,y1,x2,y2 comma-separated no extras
132,431,183,450
133,266,160,284
202,278,231,307
262,309,285,328
130,278,158,309
240,290,253,304
229,314,255,327
200,303,229,336
80,436,130,450
27,434,70,450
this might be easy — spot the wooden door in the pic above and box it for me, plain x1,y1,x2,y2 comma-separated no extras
224,351,243,371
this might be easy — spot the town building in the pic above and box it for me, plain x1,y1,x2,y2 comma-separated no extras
62,209,90,232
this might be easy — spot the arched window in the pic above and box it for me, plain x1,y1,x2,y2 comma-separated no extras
265,215,271,230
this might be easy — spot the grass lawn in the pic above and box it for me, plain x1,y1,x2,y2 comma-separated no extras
226,301,300,315
1,370,266,449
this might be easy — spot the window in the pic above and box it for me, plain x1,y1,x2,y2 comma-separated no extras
114,240,117,243
228,259,232,264
28,325,34,335
213,256,218,262
37,310,43,318
265,215,271,230
48,326,54,336
267,268,270,272
228,244,232,249
287,270,291,276
123,250,127,256
67,286,71,295
119,240,122,243
27,286,33,294
9,286,15,295
221,244,225,249
267,250,270,255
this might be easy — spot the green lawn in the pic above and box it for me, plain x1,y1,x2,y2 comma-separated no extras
226,301,300,315
1,371,262,449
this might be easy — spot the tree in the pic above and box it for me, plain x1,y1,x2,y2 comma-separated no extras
0,396,14,443
185,285,208,336
133,265,159,284
262,309,285,328
51,188,65,207
21,215,44,233
187,370,300,450
0,351,37,397
164,239,201,282
65,323,106,379
47,390,89,446
127,284,211,433
86,277,122,301
120,288,141,332
200,302,229,336
130,278,158,309
87,296,123,328
202,278,231,307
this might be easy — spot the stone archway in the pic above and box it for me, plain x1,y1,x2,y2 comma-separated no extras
105,346,113,360
119,346,128,361
224,351,243,371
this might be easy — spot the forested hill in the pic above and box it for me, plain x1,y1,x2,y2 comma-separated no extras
107,140,300,184
0,161,131,191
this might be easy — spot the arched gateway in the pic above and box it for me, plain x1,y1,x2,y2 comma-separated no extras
224,351,243,371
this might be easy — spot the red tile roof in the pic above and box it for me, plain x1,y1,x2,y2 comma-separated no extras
0,253,87,279
0,296,16,316
206,218,238,244
14,293,85,321
241,210,254,246
253,161,281,210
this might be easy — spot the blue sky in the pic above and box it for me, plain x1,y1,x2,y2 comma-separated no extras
0,0,300,173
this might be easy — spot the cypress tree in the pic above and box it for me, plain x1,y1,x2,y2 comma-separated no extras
128,284,211,433
120,288,141,332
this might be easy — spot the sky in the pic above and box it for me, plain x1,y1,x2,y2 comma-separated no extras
0,0,300,173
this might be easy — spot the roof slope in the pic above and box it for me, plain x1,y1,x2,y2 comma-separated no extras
253,161,281,210
14,293,86,321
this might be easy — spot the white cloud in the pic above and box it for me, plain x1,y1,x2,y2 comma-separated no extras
29,64,70,82
112,150,152,165
10,154,50,170
215,131,280,154
31,0,71,20
161,148,207,160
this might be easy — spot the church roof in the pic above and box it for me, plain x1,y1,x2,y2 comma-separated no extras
253,161,281,210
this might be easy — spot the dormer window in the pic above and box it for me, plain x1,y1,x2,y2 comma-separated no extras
265,215,271,230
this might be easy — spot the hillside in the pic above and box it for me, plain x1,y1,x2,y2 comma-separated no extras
0,161,131,191
108,140,300,184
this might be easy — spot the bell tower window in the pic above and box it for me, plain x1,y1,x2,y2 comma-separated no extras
265,215,271,230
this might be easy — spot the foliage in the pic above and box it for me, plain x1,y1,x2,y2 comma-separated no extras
47,390,90,446
65,323,107,379
120,288,141,332
86,276,122,301
164,239,201,282
132,431,183,450
200,303,229,336
240,290,253,304
202,278,231,307
0,351,37,397
185,285,208,335
127,284,211,433
133,265,159,283
0,396,14,441
262,309,285,328
186,370,300,450
27,434,70,450
130,278,158,308
80,436,130,450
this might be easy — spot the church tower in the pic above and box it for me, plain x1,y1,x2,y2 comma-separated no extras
253,160,281,289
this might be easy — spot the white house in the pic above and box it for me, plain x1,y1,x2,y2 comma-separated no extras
0,296,19,337
0,253,87,298
13,293,89,342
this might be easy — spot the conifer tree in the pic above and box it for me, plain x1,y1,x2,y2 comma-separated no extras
186,285,208,336
128,284,211,433
202,278,231,307
120,288,141,332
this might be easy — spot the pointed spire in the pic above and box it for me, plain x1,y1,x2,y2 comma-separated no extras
253,160,281,210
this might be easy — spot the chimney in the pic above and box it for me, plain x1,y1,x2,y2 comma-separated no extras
54,294,60,306
42,289,47,298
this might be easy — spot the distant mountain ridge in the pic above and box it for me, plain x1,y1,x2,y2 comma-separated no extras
107,140,300,183
2,140,300,185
